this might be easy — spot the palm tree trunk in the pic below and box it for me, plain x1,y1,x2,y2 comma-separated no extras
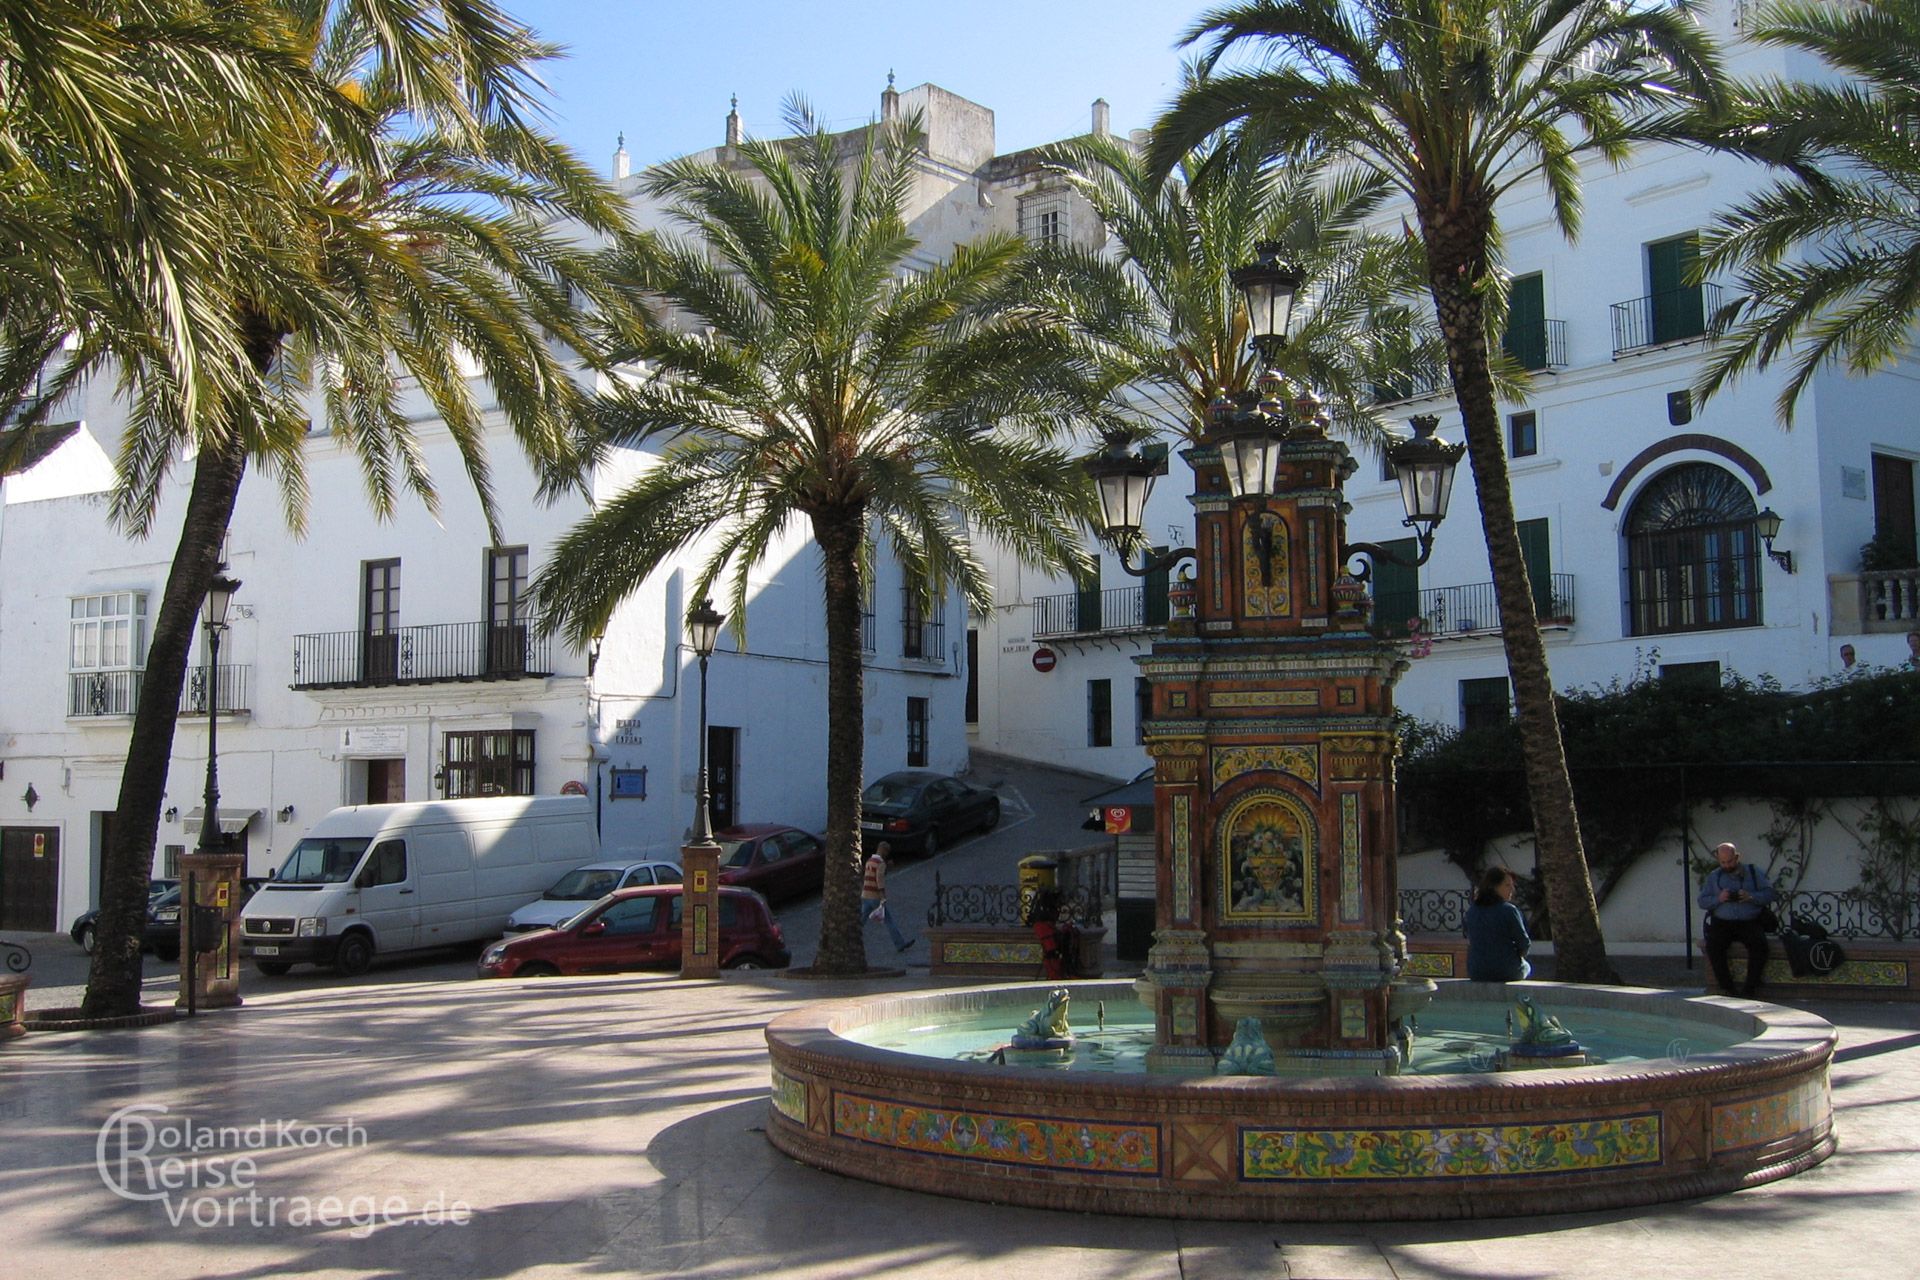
80,433,249,1015
82,310,281,1016
1420,204,1618,985
810,508,871,974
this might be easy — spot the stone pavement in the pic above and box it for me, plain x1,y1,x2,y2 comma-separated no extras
2,965,1917,1280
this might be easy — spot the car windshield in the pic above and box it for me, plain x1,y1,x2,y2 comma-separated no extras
862,778,923,807
544,868,623,900
275,837,371,885
558,893,620,931
718,840,755,869
148,886,181,909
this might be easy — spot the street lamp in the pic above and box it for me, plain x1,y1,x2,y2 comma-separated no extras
1344,414,1467,578
680,597,726,979
1754,507,1795,573
686,597,725,841
1229,242,1303,367
198,574,240,854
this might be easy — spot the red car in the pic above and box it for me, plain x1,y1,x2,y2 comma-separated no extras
476,885,789,977
715,823,826,903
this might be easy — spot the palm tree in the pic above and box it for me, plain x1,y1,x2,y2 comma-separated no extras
77,0,628,1017
532,103,1100,975
1037,122,1444,453
0,1,334,431
1697,0,1920,422
1150,0,1726,982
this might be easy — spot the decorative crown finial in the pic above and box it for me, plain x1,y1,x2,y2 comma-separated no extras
616,131,625,150
730,93,738,112
888,69,895,88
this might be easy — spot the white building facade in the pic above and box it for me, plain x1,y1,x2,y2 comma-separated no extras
0,84,1060,936
971,3,1920,779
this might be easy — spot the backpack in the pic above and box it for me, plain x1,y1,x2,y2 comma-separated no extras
1778,915,1846,978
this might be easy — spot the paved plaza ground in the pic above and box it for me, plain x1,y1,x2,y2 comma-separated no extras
2,952,1918,1280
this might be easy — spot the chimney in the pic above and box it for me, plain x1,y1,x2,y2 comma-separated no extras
1092,98,1111,137
725,94,743,147
882,69,900,122
611,132,630,181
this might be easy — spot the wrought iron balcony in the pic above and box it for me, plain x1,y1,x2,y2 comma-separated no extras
1610,283,1722,354
901,590,947,662
68,664,252,718
1371,574,1576,639
1032,584,1172,639
1367,368,1451,406
291,619,553,689
1504,317,1569,371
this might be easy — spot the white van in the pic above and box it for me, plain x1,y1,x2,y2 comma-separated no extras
240,797,598,976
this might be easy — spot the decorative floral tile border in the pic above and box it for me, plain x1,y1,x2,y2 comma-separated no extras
832,1089,1160,1177
1712,1076,1829,1153
1240,1114,1662,1181
942,940,1043,965
771,1068,807,1125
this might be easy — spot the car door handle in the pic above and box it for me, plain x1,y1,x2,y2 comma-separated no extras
398,888,414,895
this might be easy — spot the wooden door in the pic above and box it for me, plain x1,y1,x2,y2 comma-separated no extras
0,827,60,932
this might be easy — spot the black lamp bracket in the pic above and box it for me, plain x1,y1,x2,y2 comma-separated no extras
1342,523,1437,584
1111,543,1198,580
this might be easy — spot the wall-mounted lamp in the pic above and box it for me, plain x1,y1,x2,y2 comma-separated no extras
586,634,603,677
277,805,296,824
22,783,38,812
164,806,179,823
432,768,447,793
1754,507,1795,573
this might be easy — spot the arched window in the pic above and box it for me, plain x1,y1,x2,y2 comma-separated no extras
1624,463,1762,635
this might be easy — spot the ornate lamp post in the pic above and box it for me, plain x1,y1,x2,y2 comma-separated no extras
180,572,244,1013
680,598,726,978
1088,249,1464,1073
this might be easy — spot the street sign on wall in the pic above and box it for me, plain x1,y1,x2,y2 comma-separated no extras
1031,647,1057,673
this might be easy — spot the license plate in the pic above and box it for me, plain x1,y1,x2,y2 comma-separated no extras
253,946,279,956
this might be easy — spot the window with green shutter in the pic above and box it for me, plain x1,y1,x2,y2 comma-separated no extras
1503,273,1547,370
1369,537,1421,638
1648,235,1704,344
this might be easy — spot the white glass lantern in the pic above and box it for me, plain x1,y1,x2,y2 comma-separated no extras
686,598,725,658
1387,415,1465,528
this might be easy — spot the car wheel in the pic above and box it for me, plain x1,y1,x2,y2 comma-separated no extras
517,961,559,977
725,954,768,970
77,923,96,953
333,932,374,977
254,960,292,977
922,828,940,857
980,800,1001,832
153,943,179,963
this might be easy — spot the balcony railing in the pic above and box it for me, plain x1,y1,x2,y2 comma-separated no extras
1504,318,1569,371
68,664,251,718
292,618,553,689
1372,574,1576,639
181,664,250,715
1368,368,1451,406
1864,567,1920,626
1610,283,1722,354
901,591,947,662
1032,585,1171,639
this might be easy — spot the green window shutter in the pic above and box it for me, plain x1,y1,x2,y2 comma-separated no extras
1517,518,1553,618
1075,560,1102,632
1648,236,1703,343
1502,274,1547,370
1370,536,1421,638
1143,546,1170,626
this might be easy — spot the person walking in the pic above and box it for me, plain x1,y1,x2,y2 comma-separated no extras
1699,841,1777,996
862,841,915,954
1464,866,1532,982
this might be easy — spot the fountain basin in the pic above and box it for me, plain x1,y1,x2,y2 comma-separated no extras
765,979,1835,1220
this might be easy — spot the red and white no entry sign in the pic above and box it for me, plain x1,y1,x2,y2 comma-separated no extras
1031,646,1057,673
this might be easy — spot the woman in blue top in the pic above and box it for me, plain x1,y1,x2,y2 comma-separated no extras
1464,866,1532,981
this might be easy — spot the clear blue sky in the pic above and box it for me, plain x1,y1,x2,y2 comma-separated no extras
509,1,1203,171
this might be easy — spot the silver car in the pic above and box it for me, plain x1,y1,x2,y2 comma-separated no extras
503,859,682,933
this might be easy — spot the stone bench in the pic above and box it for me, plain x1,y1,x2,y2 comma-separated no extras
926,924,1106,980
0,971,28,1040
1404,932,1470,979
1707,937,1920,1001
